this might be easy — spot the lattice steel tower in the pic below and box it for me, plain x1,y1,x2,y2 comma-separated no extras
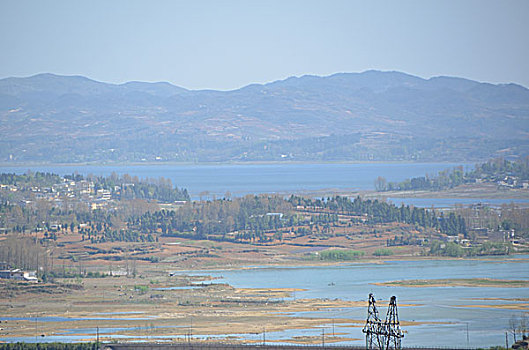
362,293,386,350
384,296,404,350
362,294,404,350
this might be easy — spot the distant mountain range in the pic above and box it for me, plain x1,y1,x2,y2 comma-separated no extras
0,70,528,163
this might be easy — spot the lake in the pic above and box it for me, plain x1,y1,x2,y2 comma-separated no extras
0,162,472,199
3,161,527,207
1,257,527,347
191,256,529,348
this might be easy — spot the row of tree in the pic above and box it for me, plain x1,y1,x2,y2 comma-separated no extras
288,195,467,236
123,195,468,243
375,166,465,191
0,343,99,350
0,236,49,272
375,156,529,192
429,240,511,257
127,195,293,242
0,171,62,187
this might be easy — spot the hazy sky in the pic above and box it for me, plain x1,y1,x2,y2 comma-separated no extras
1,0,528,90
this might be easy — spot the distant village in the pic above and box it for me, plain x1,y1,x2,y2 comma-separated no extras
0,172,189,235
1,178,115,212
495,175,529,189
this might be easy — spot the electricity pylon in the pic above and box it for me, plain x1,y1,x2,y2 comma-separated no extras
362,294,404,350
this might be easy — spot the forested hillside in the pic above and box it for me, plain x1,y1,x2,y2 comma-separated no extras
1,71,528,163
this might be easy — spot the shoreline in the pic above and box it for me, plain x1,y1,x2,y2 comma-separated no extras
373,277,529,288
0,160,477,167
169,253,529,272
1,164,526,202
1,255,527,346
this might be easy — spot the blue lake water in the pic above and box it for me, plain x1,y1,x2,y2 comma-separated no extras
190,256,529,348
0,162,473,199
1,257,527,347
3,162,526,207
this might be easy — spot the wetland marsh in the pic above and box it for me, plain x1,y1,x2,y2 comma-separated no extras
1,256,528,348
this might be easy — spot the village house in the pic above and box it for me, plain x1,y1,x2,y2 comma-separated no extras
0,269,38,283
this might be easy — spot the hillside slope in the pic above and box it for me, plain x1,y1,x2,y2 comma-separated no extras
1,71,528,163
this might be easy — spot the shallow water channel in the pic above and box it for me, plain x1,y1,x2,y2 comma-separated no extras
1,256,528,347
191,256,529,348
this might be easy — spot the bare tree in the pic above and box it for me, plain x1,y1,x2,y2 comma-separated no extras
374,176,387,192
510,315,519,342
0,235,48,272
520,314,528,339
131,258,137,278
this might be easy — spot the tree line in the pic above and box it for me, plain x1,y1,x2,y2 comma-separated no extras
127,195,293,242
429,240,511,257
0,171,62,187
288,195,467,236
0,343,98,350
375,156,529,191
124,195,468,243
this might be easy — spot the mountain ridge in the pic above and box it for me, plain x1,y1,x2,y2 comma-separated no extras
2,70,527,94
0,70,528,163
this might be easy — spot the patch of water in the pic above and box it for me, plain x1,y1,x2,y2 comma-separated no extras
152,286,200,290
0,162,474,199
188,256,529,348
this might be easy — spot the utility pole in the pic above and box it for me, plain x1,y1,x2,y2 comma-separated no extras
187,317,192,343
96,326,99,348
506,331,509,349
466,323,469,346
322,328,325,348
36,249,39,281
263,327,266,345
